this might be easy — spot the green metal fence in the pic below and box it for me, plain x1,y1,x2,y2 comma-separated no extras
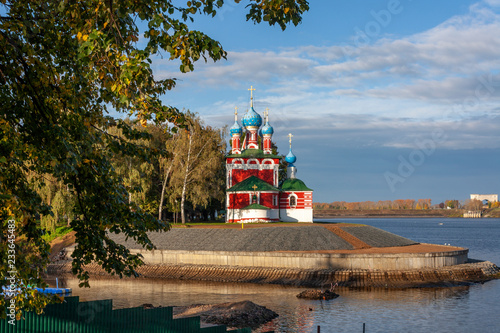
1,296,261,333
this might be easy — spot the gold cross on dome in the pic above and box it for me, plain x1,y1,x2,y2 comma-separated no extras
288,133,293,148
248,86,256,107
252,184,258,191
234,106,238,121
248,85,256,98
264,108,269,122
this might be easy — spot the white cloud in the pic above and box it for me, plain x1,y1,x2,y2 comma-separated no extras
484,0,500,7
157,1,500,151
184,3,499,90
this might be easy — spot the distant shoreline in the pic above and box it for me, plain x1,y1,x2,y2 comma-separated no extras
313,208,500,219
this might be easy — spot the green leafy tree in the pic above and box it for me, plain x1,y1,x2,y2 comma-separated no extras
0,0,309,318
167,113,227,224
107,121,156,211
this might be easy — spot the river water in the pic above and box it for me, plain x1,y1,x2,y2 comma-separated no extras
48,218,500,333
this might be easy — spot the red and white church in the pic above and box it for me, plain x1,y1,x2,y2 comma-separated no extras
225,87,313,223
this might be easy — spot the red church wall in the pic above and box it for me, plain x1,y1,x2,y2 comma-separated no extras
228,192,279,209
279,191,312,209
231,137,240,150
263,137,271,151
232,169,274,186
260,193,277,208
228,193,250,209
303,192,313,208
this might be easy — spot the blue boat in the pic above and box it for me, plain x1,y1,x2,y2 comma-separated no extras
34,287,72,296
2,279,72,297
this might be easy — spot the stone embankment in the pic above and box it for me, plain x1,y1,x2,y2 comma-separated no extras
47,260,500,288
48,224,500,288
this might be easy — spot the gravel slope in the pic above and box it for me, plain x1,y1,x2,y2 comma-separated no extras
109,226,353,251
107,225,417,252
340,226,418,247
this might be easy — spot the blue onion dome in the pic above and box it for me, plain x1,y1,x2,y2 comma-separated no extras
258,127,263,137
261,121,274,135
285,149,296,164
241,107,263,128
230,121,242,135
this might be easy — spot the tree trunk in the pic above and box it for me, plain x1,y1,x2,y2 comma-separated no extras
181,134,193,224
158,161,174,221
128,159,132,205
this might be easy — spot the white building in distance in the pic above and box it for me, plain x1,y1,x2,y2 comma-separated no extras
470,194,498,202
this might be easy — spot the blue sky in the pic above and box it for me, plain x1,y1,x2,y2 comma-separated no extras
152,0,500,204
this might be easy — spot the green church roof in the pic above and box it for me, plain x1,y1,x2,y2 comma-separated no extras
226,149,282,159
281,178,313,191
227,175,279,192
242,203,270,210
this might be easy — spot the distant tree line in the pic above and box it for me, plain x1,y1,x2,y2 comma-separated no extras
314,198,500,210
314,199,432,210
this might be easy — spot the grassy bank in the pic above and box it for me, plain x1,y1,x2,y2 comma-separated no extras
42,226,73,243
484,208,500,218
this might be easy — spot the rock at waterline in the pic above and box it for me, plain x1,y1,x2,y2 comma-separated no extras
173,300,278,328
296,289,339,300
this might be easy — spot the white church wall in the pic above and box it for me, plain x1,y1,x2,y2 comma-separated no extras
227,208,279,223
280,208,313,223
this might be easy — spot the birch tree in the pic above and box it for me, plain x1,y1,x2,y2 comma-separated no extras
158,133,177,221
168,114,226,224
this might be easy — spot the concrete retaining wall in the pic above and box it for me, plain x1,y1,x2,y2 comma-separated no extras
66,245,468,270
47,260,499,289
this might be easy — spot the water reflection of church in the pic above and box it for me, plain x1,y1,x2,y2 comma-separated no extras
225,87,313,223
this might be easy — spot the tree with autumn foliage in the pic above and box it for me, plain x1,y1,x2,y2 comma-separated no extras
464,199,483,211
0,0,309,318
445,200,460,209
415,199,431,210
165,113,227,224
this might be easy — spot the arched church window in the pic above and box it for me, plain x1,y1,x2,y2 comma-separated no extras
289,195,296,207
